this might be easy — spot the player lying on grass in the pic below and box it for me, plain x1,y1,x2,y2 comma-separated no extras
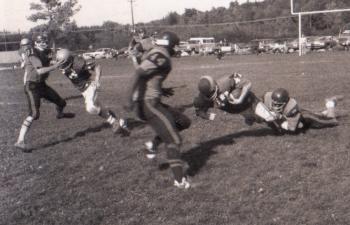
55,49,130,136
125,31,191,189
261,88,341,134
193,73,277,125
15,37,74,152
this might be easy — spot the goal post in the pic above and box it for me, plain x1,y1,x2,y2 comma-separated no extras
290,0,350,56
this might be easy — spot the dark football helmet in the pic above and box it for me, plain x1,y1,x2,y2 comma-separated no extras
271,88,289,113
34,34,49,50
56,49,74,70
198,76,218,100
156,31,180,49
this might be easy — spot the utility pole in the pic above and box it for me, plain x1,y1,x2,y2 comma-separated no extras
129,0,135,32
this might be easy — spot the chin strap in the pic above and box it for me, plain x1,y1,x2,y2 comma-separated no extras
209,85,219,101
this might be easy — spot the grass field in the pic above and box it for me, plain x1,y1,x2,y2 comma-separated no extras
1,52,350,225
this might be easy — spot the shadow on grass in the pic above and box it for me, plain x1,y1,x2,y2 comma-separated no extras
174,103,193,113
126,117,147,130
32,123,110,151
182,127,276,177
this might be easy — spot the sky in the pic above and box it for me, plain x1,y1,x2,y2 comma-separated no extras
0,0,256,32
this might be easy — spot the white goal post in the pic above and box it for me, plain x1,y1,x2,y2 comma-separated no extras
290,0,350,56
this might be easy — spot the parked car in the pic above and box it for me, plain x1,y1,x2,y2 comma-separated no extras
249,39,277,54
267,40,287,53
338,36,350,50
82,48,117,60
187,37,216,54
306,36,337,51
286,38,299,52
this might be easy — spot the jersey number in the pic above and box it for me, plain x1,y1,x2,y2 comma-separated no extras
68,71,78,79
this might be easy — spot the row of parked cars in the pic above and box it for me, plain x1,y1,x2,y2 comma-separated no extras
80,48,119,60
250,35,350,54
77,34,350,60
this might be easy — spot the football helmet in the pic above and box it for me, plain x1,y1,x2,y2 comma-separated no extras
56,49,74,70
198,76,218,100
20,38,31,46
34,34,49,50
271,88,289,113
156,31,180,49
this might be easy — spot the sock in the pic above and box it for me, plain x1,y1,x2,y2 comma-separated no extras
171,165,184,183
17,116,33,143
99,109,116,125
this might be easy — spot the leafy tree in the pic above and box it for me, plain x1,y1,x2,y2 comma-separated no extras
28,0,81,49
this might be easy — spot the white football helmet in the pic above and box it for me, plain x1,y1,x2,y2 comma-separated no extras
56,49,73,70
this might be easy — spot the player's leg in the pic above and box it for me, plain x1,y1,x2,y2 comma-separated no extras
143,104,191,159
82,83,129,135
321,95,343,118
300,109,338,129
40,83,72,119
15,83,41,151
144,100,190,189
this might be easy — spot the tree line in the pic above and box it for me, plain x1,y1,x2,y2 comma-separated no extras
1,0,350,52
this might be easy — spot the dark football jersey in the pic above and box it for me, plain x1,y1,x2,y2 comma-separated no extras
63,57,93,92
194,74,255,116
32,47,53,81
263,91,301,130
136,46,171,100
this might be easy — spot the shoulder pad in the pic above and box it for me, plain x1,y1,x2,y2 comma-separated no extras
263,92,273,108
284,98,299,116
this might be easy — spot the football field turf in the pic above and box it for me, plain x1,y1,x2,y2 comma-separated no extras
1,52,350,225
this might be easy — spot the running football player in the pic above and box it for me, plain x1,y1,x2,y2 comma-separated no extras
14,36,72,152
55,49,130,136
125,31,191,189
262,88,341,133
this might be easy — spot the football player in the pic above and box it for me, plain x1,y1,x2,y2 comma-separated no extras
14,36,72,152
193,73,276,125
18,38,32,83
125,31,191,189
262,88,340,133
128,28,155,68
55,49,130,136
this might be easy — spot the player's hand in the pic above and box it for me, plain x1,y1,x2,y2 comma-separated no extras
54,59,65,69
270,111,282,120
91,81,101,90
162,87,175,97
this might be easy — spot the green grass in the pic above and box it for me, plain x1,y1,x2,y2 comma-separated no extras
1,52,349,225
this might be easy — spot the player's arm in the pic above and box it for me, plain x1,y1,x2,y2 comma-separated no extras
93,63,102,84
280,100,302,131
29,56,62,76
228,77,252,105
193,95,216,120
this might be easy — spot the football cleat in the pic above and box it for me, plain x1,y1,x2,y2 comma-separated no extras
112,119,130,136
322,95,343,118
14,141,31,153
144,141,157,159
174,177,191,189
